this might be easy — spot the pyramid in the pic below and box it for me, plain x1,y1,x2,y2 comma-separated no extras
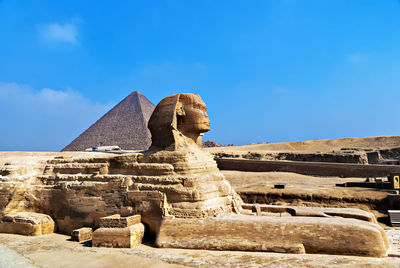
62,91,155,151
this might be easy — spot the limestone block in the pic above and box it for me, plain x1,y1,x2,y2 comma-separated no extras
92,223,144,248
0,212,54,236
155,215,389,257
71,227,93,242
99,214,141,228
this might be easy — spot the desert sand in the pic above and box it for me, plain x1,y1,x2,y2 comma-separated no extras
206,135,400,153
1,232,400,268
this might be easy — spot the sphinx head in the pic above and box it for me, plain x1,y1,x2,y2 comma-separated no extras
148,93,210,150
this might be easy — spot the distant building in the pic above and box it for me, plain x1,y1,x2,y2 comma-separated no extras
85,146,121,152
62,91,155,151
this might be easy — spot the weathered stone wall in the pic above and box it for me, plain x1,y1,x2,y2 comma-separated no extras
212,151,369,164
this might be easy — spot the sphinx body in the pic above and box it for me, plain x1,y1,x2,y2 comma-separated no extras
0,93,390,257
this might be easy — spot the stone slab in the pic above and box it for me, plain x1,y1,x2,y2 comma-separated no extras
155,215,389,257
0,212,54,236
92,223,144,248
99,214,141,228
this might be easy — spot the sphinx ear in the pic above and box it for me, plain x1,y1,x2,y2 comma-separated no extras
176,102,186,116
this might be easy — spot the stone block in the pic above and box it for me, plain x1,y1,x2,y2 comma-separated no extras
0,212,54,236
99,214,141,228
92,223,144,248
155,215,389,257
71,227,93,242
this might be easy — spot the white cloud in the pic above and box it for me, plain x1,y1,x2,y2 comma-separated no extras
0,82,111,151
40,88,70,101
39,21,79,44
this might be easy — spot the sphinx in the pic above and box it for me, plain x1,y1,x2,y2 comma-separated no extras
0,93,390,257
0,93,241,234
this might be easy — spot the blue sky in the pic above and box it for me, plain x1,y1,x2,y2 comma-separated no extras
1,0,400,151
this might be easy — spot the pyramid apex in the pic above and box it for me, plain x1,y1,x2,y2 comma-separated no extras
129,90,143,96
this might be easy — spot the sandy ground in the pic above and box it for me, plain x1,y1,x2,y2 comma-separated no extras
223,171,389,198
0,233,181,268
1,233,400,268
206,135,400,153
222,171,391,222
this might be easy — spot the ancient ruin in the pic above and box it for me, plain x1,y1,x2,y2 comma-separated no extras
0,93,391,257
62,91,155,151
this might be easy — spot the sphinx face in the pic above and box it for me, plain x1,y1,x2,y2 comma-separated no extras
177,94,210,135
147,93,210,149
